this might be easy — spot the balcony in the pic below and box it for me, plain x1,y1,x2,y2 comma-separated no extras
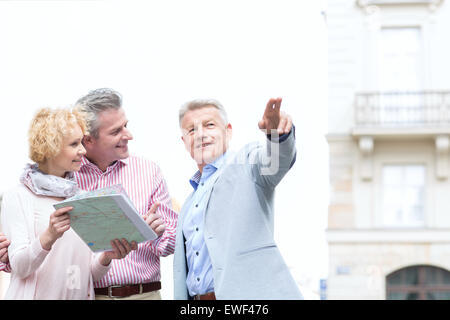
352,91,450,180
353,91,450,138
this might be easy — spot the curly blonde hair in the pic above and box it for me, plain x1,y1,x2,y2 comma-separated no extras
28,107,88,164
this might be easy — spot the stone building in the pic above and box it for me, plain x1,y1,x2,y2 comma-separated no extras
326,0,450,299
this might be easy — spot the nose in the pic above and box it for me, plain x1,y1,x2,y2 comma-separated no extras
194,125,205,141
79,144,86,156
124,127,133,140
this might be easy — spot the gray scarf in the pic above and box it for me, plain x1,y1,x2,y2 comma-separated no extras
20,163,79,198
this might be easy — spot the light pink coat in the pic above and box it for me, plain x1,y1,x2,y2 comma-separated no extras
0,184,110,299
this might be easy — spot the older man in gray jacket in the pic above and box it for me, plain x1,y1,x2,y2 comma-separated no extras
174,97,303,300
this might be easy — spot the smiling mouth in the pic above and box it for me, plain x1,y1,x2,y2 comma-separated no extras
197,142,213,149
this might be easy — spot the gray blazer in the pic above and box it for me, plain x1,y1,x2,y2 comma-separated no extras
173,130,303,299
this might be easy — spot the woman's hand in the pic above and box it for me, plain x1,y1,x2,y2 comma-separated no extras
99,239,138,266
40,206,72,250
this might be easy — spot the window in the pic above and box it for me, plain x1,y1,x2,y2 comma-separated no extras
377,27,424,124
386,265,450,300
382,165,425,227
378,27,422,92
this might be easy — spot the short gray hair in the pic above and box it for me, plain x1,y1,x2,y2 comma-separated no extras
75,88,122,138
179,99,228,127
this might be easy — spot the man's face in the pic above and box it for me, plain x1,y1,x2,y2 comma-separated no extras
181,106,232,168
86,108,133,165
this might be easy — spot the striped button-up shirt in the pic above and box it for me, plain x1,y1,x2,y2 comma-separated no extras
75,155,177,288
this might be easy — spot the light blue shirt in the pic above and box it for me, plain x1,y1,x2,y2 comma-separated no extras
183,153,228,297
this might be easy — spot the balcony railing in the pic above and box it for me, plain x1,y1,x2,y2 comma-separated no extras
354,91,450,127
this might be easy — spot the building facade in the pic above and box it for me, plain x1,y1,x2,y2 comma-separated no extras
326,0,450,299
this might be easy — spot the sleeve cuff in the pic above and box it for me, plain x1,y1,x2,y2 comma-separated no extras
91,253,112,281
0,262,11,273
32,237,51,260
266,125,295,143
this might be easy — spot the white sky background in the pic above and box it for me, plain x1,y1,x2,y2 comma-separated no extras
0,0,328,299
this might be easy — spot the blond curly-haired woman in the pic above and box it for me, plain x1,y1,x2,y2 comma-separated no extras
0,107,135,299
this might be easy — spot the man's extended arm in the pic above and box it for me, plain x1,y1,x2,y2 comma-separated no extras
251,97,297,187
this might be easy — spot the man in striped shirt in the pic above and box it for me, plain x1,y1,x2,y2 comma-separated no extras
1,88,178,300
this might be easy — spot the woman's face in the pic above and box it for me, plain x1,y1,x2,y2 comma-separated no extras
47,124,86,177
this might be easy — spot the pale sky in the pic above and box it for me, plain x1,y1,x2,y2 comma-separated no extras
0,0,328,299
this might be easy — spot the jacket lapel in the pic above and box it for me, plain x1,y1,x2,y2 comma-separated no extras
202,165,226,221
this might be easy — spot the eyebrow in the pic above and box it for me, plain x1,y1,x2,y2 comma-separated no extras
108,121,128,134
182,117,218,132
68,137,82,144
191,118,216,126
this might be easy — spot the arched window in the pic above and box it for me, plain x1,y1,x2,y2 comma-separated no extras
386,265,450,300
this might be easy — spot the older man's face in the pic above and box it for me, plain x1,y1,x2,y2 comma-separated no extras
181,106,232,169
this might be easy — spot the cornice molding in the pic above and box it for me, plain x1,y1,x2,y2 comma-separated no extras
356,0,444,12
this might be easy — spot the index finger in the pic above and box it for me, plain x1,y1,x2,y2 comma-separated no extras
147,202,160,216
265,97,282,112
265,98,277,112
54,206,73,216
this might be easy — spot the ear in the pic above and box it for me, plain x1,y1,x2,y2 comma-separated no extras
181,135,191,152
226,123,233,140
82,135,94,147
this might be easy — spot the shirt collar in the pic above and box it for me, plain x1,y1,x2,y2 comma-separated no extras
189,152,228,190
80,155,129,171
